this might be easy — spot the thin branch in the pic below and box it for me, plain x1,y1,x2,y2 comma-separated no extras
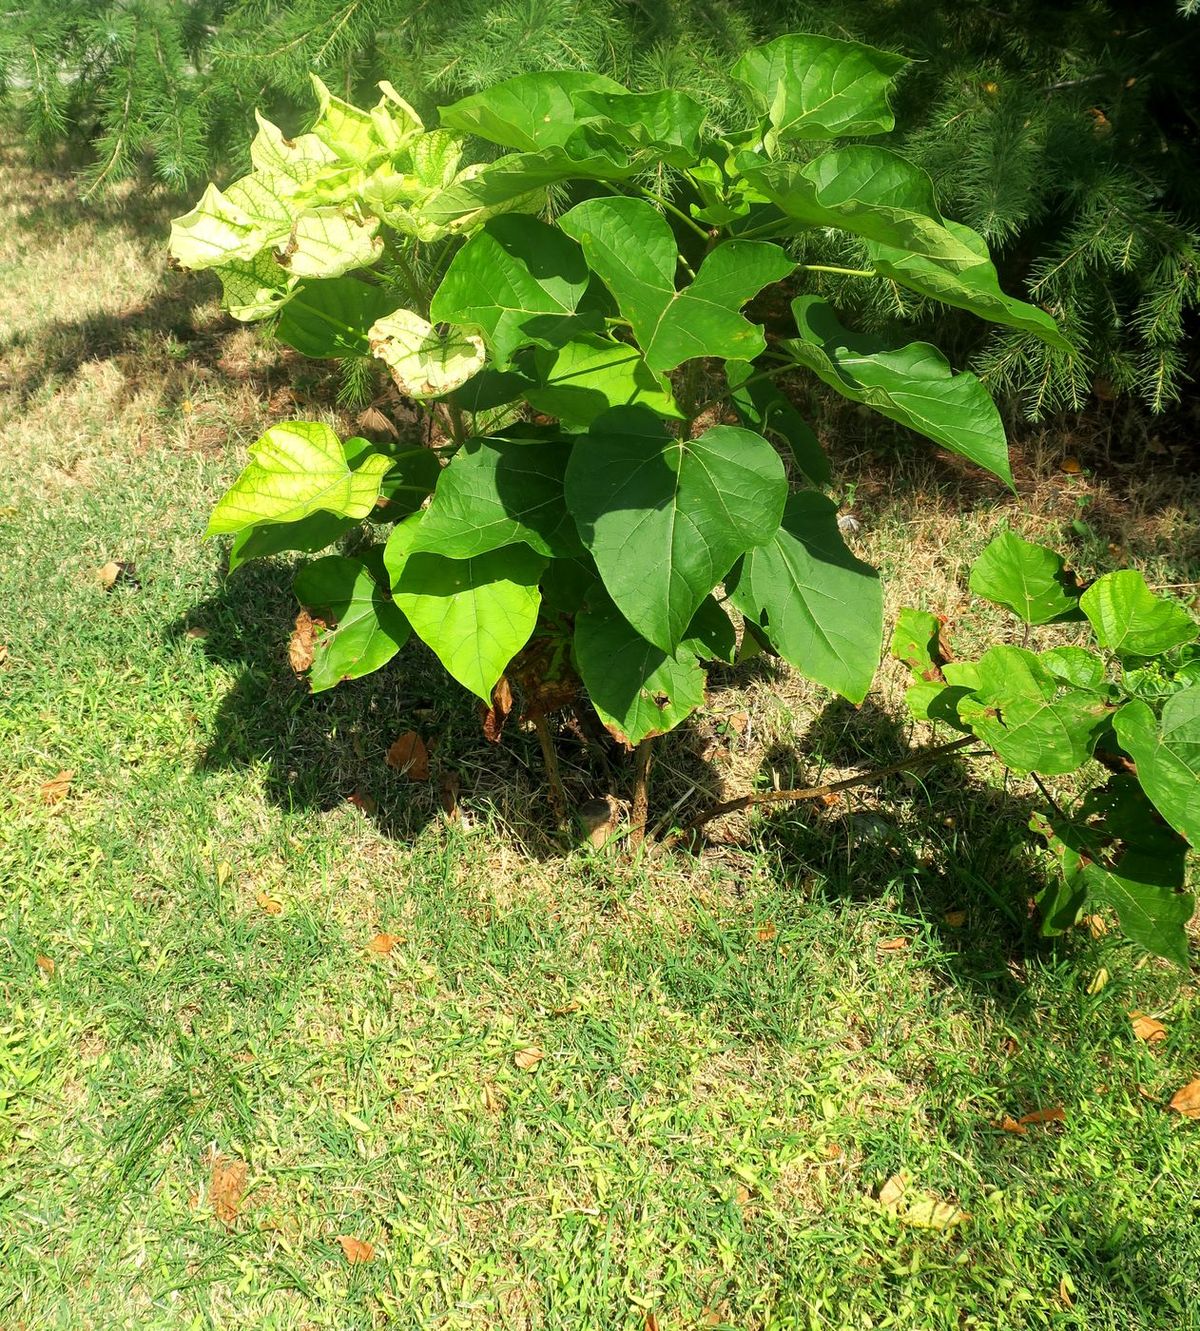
638,187,709,241
668,736,980,846
797,263,878,279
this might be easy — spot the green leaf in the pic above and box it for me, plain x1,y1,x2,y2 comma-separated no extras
215,252,296,321
559,197,793,373
573,89,707,164
1038,646,1106,691
229,511,358,571
905,681,972,730
783,297,1011,484
208,422,392,537
372,446,442,522
968,530,1084,624
957,645,1110,774
565,409,787,652
681,595,738,665
732,33,907,143
439,71,627,151
276,277,396,359
410,433,579,560
740,149,1067,349
1114,689,1200,845
293,554,410,691
368,308,486,399
726,359,829,485
430,216,593,366
1080,570,1197,657
890,607,946,680
727,491,882,703
527,336,681,427
385,520,544,701
573,591,706,746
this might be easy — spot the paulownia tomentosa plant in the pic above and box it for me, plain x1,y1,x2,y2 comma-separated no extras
169,33,1070,831
893,532,1199,966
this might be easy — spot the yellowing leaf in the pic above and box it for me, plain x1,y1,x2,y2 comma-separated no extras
1086,967,1109,994
216,860,232,889
256,892,283,915
903,1193,969,1229
368,308,485,399
337,1234,375,1263
1168,1079,1200,1118
1129,1011,1167,1044
514,1046,545,1071
39,770,74,805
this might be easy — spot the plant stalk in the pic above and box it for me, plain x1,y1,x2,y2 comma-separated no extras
628,737,655,850
533,713,568,826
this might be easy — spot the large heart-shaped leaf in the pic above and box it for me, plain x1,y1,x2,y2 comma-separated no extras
282,208,383,279
277,277,396,359
572,89,707,164
559,197,793,373
1080,571,1197,657
727,491,882,703
208,422,392,537
741,149,1067,348
783,297,1011,483
293,554,410,691
969,530,1084,624
1114,689,1200,845
385,519,544,700
527,337,681,427
368,309,486,399
957,646,1110,774
565,409,787,652
410,433,579,559
430,216,593,366
573,590,706,746
732,33,907,143
439,71,627,151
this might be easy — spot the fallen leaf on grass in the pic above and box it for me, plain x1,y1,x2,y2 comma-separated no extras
184,625,209,640
877,937,909,953
256,892,283,915
1059,456,1082,475
210,1156,247,1226
999,1116,1027,1135
1129,1012,1167,1044
216,860,232,889
756,921,777,942
878,1172,909,1208
0,644,8,665
386,731,429,780
1168,1079,1200,1118
482,1082,504,1114
96,560,139,590
36,954,55,976
514,1047,544,1071
439,771,461,821
337,1234,374,1263
1082,914,1108,938
876,1172,967,1228
346,790,378,815
367,933,400,954
1002,1106,1065,1132
943,910,967,928
1086,967,1109,994
40,770,74,805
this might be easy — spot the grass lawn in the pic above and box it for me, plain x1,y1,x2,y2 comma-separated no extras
1,145,1199,1330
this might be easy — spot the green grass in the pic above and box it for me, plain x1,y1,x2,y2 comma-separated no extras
2,146,1199,1330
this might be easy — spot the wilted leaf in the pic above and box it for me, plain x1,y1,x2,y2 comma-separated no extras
514,1046,545,1071
36,954,55,976
481,676,514,744
210,1155,248,1226
386,731,430,780
39,770,74,805
1129,1011,1167,1044
256,892,283,915
367,932,400,954
1168,1079,1200,1118
337,1234,375,1263
289,609,319,674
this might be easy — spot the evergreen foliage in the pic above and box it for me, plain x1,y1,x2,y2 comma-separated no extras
2,0,1198,417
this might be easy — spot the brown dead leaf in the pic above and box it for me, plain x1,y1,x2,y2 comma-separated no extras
367,933,400,954
877,937,909,953
210,1156,248,1226
999,1116,1027,1135
1130,1011,1167,1044
346,790,378,815
386,731,430,781
1059,455,1082,475
755,921,777,942
1168,1079,1200,1118
514,1046,545,1072
878,1172,909,1209
439,771,461,821
337,1234,375,1263
943,910,967,928
481,676,514,744
734,1183,752,1206
1059,1276,1075,1308
357,405,398,438
482,1081,504,1114
1018,1106,1065,1127
96,560,138,590
645,1313,660,1331
1082,913,1108,938
36,954,55,976
39,769,75,805
288,609,319,674
256,892,283,915
0,644,8,665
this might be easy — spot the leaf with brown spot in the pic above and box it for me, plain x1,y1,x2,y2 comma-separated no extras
40,770,74,805
256,892,283,915
36,954,55,976
1168,1079,1200,1118
337,1234,375,1263
481,676,514,745
1129,1012,1167,1044
210,1156,247,1226
514,1046,544,1071
385,731,430,781
367,932,400,954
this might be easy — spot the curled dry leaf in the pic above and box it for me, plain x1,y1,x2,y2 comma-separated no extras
1017,1106,1065,1127
39,770,75,805
513,1046,545,1072
210,1155,248,1226
367,932,400,954
288,609,320,674
481,676,514,744
385,731,429,781
36,954,55,976
336,1234,375,1263
256,892,283,915
1129,1012,1167,1044
877,937,909,953
1168,1079,1200,1118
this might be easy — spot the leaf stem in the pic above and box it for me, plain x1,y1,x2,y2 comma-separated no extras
797,263,878,279
638,187,710,241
